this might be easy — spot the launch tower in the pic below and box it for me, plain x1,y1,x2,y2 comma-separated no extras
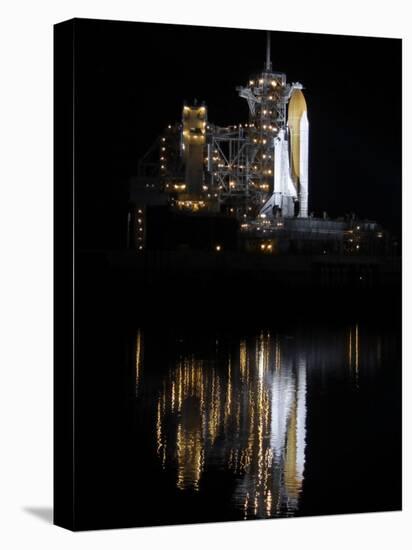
234,31,309,219
155,31,309,221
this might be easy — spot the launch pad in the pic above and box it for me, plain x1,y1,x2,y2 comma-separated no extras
153,31,308,222
131,31,391,257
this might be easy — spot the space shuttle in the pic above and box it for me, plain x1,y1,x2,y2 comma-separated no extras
260,84,309,219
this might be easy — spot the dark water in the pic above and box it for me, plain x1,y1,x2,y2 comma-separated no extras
76,319,401,529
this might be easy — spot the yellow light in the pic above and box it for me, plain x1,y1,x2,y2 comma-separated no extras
215,245,221,252
249,80,254,85
259,79,263,84
271,80,277,87
261,244,266,250
162,137,166,142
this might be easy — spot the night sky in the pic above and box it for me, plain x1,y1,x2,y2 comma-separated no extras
73,18,402,248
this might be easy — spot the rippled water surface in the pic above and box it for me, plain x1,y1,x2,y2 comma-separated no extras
126,322,401,524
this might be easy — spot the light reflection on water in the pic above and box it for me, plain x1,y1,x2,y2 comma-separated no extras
135,329,143,396
147,333,308,518
348,323,360,388
130,322,399,521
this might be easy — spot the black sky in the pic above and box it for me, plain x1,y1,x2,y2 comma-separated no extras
72,18,402,248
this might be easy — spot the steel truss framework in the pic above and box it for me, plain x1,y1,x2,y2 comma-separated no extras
208,126,269,210
138,32,307,220
206,70,298,215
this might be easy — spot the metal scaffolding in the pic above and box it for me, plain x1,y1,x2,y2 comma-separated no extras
140,31,309,220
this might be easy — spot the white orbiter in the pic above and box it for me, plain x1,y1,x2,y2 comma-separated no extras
260,85,309,218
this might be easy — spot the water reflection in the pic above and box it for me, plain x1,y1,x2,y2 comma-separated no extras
348,323,360,388
135,329,143,396
153,333,307,518
129,322,401,523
